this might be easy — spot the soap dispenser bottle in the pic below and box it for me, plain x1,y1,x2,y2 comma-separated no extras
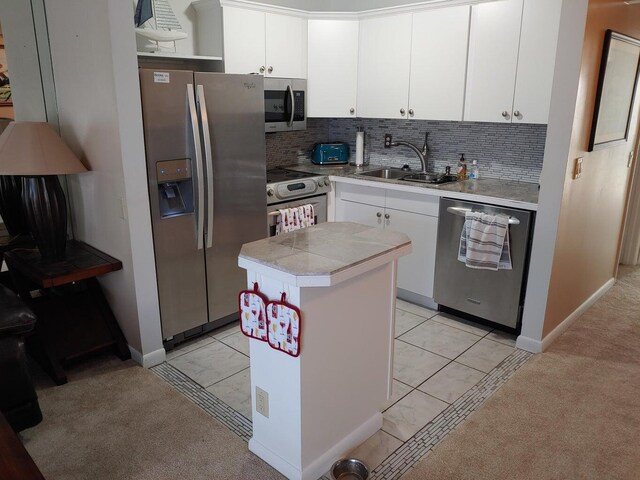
468,160,479,180
457,154,467,180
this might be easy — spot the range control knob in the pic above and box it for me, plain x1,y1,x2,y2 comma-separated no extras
267,188,274,197
324,179,330,187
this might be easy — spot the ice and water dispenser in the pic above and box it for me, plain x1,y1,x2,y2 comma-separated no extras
156,159,194,218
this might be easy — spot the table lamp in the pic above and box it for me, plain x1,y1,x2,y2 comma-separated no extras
0,122,88,260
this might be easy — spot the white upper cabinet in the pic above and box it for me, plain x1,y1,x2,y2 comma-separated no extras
464,0,523,123
512,0,562,124
357,14,412,119
409,6,470,121
307,19,359,118
222,6,307,78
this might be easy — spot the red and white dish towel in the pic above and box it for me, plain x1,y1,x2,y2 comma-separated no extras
275,204,315,235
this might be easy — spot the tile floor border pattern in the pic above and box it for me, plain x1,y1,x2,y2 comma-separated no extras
370,348,533,480
152,362,253,442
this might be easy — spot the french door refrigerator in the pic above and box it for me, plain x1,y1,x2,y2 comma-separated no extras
139,69,267,346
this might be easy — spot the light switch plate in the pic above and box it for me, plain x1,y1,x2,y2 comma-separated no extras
573,157,583,179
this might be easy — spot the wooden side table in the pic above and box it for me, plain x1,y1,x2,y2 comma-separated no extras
4,241,131,385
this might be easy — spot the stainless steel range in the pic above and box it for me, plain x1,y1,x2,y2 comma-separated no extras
266,168,331,236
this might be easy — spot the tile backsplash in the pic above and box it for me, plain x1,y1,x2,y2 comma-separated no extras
266,118,547,183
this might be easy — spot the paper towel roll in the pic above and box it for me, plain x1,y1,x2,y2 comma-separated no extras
355,130,365,166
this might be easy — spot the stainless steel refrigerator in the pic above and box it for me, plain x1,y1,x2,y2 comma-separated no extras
139,69,267,346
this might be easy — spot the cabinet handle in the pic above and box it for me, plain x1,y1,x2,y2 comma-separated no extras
350,108,355,115
400,108,406,116
501,111,510,119
259,66,265,74
384,213,390,220
268,66,273,74
409,109,414,117
376,212,382,218
513,110,521,118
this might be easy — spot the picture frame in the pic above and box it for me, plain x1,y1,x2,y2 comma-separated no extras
588,30,640,152
0,33,11,107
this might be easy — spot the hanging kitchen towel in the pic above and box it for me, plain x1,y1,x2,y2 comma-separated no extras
266,293,301,357
275,205,315,235
238,283,268,341
458,211,512,270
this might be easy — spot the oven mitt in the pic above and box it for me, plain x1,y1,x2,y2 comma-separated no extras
238,283,268,341
266,293,301,357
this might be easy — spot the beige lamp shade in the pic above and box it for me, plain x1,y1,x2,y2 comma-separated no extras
0,121,88,175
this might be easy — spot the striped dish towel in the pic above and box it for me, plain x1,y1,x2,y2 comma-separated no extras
275,205,315,235
458,211,512,270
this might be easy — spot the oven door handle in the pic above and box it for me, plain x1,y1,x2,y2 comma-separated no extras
268,202,322,216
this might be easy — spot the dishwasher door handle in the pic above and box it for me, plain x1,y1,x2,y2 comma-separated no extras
446,206,521,225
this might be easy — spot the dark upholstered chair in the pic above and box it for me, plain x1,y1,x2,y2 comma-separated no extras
0,284,42,432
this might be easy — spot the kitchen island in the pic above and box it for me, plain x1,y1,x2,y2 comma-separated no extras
238,222,411,480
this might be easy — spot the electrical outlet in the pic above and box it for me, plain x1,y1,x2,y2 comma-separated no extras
384,134,393,148
573,157,583,179
256,386,269,418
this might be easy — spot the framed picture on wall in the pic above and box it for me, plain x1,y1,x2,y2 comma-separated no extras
588,30,640,152
0,34,11,107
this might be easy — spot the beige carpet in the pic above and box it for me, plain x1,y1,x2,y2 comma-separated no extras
404,265,640,480
21,358,284,480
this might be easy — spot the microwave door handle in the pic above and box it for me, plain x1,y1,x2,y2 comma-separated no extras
287,84,294,127
187,84,205,250
197,84,215,249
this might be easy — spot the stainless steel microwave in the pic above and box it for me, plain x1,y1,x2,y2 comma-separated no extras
264,78,306,132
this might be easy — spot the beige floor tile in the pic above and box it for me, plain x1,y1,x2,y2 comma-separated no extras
396,299,438,319
206,368,252,420
430,313,492,336
395,309,428,337
169,340,249,387
486,330,517,347
382,380,413,410
382,390,448,441
210,321,240,340
456,338,515,373
219,331,250,356
399,321,481,359
165,335,216,361
417,361,486,403
347,430,403,471
393,340,450,387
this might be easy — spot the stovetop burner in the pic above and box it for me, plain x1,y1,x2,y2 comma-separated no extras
266,168,317,184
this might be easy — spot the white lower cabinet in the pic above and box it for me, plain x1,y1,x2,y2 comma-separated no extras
335,183,438,300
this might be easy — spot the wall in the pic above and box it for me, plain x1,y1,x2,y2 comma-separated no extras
45,0,164,364
541,0,640,337
267,118,546,183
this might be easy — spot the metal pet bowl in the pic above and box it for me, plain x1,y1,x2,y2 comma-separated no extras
330,458,370,480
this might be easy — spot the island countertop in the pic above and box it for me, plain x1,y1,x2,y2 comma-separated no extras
238,222,411,287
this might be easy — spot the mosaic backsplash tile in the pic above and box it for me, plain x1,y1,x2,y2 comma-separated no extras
266,118,547,183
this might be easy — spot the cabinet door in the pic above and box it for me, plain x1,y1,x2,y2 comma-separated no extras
265,13,308,79
335,199,384,229
308,19,359,117
357,14,412,119
409,6,470,121
463,0,523,123
222,7,266,75
386,208,438,299
512,0,562,124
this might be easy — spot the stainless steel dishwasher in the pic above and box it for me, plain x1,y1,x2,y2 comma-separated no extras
433,198,535,331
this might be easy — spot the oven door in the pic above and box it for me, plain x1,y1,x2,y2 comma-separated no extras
264,78,306,133
267,194,327,237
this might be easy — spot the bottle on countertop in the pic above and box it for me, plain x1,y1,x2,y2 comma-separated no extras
468,159,479,180
457,154,467,180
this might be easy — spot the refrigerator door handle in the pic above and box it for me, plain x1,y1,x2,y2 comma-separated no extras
187,84,205,250
197,84,214,249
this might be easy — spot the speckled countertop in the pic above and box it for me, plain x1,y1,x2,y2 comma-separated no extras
239,222,411,285
280,162,539,210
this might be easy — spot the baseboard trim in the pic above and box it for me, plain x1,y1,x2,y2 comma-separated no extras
249,412,382,480
516,277,615,353
129,346,166,368
397,289,438,311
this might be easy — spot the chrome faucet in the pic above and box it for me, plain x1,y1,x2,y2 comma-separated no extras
384,131,430,174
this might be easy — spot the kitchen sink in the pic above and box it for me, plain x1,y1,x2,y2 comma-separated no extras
356,168,407,180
